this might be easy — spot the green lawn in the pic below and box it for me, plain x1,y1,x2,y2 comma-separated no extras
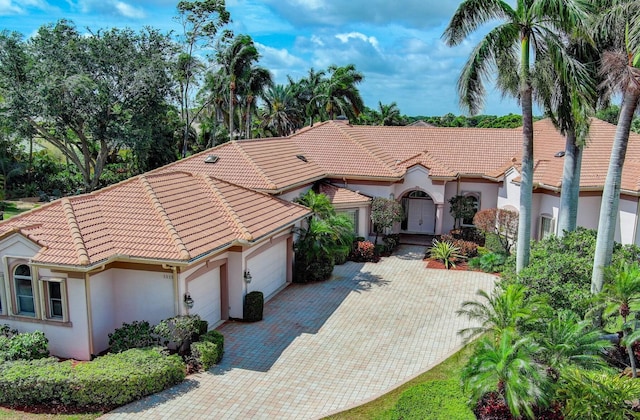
0,408,100,420
3,201,36,220
324,345,475,420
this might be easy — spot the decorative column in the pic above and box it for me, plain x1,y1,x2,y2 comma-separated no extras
435,203,444,235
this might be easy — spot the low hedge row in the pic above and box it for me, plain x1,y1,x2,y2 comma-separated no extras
0,347,185,409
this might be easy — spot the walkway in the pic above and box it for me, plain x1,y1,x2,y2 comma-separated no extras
102,246,497,420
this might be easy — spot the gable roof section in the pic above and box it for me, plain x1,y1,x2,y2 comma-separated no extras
319,183,371,206
0,172,310,267
153,138,325,192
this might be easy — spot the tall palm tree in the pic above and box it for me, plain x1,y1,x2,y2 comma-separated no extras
443,0,591,272
314,64,364,121
462,330,548,420
217,34,260,141
260,84,302,137
456,283,549,343
591,0,640,293
534,38,599,237
238,65,272,139
289,68,326,127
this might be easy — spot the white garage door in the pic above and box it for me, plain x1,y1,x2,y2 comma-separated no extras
189,267,221,327
247,241,287,299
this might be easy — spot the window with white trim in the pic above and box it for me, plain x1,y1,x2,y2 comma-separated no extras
14,264,35,316
41,278,67,320
539,214,556,239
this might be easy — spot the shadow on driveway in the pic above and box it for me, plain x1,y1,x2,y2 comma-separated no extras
212,262,389,373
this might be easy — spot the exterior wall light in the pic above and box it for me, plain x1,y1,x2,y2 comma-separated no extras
184,293,194,309
244,270,252,283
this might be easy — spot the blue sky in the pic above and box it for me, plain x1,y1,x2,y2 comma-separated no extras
0,0,522,117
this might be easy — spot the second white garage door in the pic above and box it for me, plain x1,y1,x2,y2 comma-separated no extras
189,267,221,327
247,241,287,299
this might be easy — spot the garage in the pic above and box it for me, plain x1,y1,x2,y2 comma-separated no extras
246,240,288,299
188,267,222,327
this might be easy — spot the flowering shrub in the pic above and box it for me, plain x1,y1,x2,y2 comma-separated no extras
350,240,379,263
441,234,478,258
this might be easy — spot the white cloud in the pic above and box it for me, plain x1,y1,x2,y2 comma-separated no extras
335,32,380,51
0,0,23,14
113,0,144,18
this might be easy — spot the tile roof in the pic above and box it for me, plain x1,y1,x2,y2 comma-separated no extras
153,138,326,192
318,183,371,206
528,118,640,192
0,172,310,267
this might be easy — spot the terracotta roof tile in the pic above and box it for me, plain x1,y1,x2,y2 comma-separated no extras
0,172,310,267
319,183,371,205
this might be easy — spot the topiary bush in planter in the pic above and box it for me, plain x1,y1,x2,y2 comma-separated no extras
244,291,264,322
108,320,158,353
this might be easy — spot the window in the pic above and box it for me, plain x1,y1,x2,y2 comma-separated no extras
337,209,359,235
539,214,556,239
462,193,480,226
47,281,63,319
14,264,35,316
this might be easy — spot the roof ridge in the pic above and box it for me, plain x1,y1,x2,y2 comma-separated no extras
200,175,253,241
60,198,90,265
400,150,456,175
333,123,403,177
139,175,191,260
232,141,278,189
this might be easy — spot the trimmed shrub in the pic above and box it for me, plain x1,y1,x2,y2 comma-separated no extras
391,379,474,420
484,233,504,254
200,330,225,363
0,330,49,361
108,320,158,353
449,227,485,245
244,291,264,322
0,324,17,338
382,233,401,253
501,228,599,317
189,341,220,371
154,315,203,355
468,252,506,273
350,240,379,262
0,348,185,409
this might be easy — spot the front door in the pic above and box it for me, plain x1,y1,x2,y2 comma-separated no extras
406,196,435,233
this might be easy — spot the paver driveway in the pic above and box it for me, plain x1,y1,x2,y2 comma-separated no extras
103,246,496,420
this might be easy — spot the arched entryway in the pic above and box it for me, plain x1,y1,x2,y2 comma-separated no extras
401,190,436,234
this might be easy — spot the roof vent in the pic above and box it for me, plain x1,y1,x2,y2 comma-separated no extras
554,151,566,158
204,155,219,164
296,154,308,163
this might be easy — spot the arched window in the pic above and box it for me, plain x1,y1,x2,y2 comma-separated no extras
14,264,35,316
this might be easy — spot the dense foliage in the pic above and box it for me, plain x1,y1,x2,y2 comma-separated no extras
0,348,185,409
108,320,158,353
0,329,49,362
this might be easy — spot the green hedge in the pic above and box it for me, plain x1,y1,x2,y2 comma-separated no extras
200,330,224,362
190,341,220,371
0,330,49,362
0,347,185,409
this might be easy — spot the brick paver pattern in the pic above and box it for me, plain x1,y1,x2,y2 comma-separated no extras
102,246,496,420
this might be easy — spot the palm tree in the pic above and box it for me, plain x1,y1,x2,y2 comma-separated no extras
462,330,548,419
314,64,364,121
536,311,612,370
378,101,403,126
456,283,549,343
443,0,591,272
260,84,302,137
238,65,272,139
533,37,599,237
591,0,640,293
217,34,261,141
289,68,326,127
598,261,640,377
